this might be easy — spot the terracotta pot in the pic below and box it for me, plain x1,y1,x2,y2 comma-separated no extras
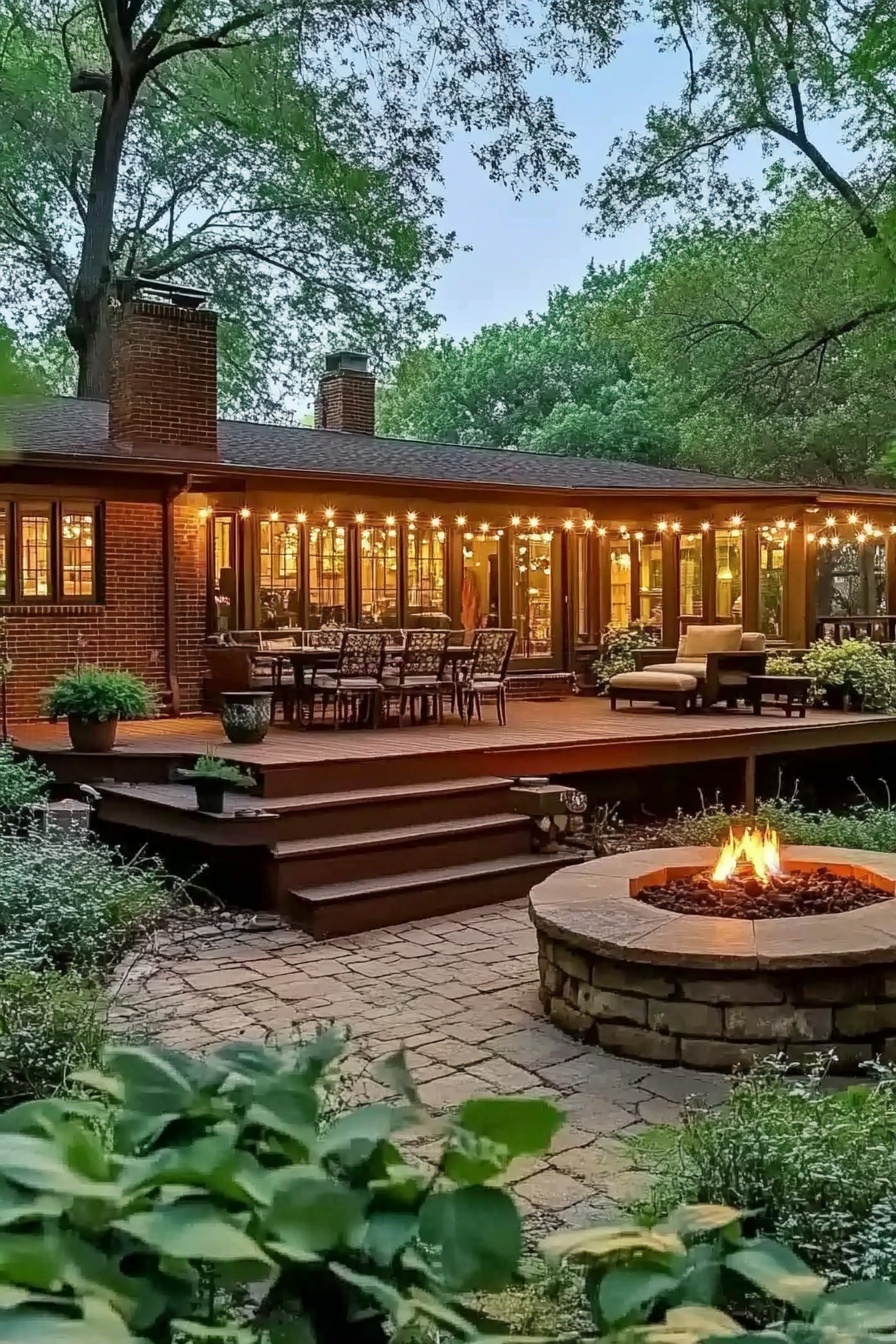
194,778,226,814
67,715,118,752
220,690,272,744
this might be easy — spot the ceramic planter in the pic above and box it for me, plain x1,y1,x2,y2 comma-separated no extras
67,715,118,752
194,778,226,814
220,690,272,744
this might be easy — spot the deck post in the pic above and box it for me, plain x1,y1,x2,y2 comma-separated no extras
743,753,756,812
788,525,809,648
743,528,760,632
661,532,679,646
701,527,716,624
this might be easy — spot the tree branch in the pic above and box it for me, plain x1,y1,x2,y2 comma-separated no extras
138,5,269,75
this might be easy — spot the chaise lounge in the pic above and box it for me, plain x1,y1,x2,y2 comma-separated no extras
609,625,767,712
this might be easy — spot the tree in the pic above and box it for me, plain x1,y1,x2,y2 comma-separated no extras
0,0,624,414
377,266,678,463
586,0,896,381
597,193,896,484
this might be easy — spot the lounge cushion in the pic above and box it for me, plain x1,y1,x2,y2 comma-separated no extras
741,632,767,652
610,671,698,692
683,623,743,656
645,660,707,679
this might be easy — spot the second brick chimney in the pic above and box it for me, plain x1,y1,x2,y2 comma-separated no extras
108,279,218,459
314,350,375,434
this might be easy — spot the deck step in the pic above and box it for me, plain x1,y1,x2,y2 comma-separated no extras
269,813,529,889
283,851,581,939
260,775,512,839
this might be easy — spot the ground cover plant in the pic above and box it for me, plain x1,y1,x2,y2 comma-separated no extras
1,1035,896,1342
660,789,896,853
631,1054,896,1286
591,623,660,694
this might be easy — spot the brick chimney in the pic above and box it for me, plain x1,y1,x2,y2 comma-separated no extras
314,350,375,434
108,279,218,459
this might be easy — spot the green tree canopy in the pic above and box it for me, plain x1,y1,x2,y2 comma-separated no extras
0,0,624,415
377,267,679,464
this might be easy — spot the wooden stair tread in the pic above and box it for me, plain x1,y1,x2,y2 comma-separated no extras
289,852,579,905
262,775,510,814
272,812,524,858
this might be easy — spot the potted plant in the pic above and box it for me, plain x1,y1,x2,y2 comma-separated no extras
177,753,256,813
43,666,159,751
802,638,896,712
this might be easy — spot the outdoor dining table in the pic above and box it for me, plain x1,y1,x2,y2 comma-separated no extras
249,645,340,686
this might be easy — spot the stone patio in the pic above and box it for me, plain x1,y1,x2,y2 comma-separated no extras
113,897,730,1232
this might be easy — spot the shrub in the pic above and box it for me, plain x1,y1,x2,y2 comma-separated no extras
0,742,50,821
633,1054,896,1284
179,751,256,786
43,665,159,722
0,830,179,976
765,652,803,676
802,638,896,711
0,968,107,1104
662,790,896,852
592,621,660,693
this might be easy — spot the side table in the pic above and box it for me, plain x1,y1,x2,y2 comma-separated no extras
747,673,812,718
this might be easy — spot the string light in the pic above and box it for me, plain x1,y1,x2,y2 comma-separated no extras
528,516,540,528
296,511,307,524
819,535,830,547
775,518,787,530
456,515,466,526
463,531,473,540
431,516,441,527
269,510,279,522
831,536,841,548
863,522,874,535
563,519,574,531
890,525,896,535
671,521,681,533
787,521,796,531
848,512,859,525
239,506,251,520
355,511,366,524
479,521,490,533
807,532,816,543
825,515,837,528
701,521,711,532
730,514,744,527
656,519,668,532
583,518,594,531
634,531,644,541
385,514,396,526
323,507,335,520
407,511,417,522
597,526,607,537
198,506,211,522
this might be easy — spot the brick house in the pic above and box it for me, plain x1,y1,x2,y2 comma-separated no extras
4,280,896,721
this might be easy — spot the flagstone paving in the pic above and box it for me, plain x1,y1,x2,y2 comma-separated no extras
113,898,730,1232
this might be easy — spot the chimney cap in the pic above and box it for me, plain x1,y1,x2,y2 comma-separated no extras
324,350,370,374
116,277,210,309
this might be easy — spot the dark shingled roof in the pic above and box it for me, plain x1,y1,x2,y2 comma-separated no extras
6,394,773,493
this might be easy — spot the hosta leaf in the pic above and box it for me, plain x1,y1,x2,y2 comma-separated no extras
817,1280,896,1330
665,1305,744,1335
114,1201,271,1269
361,1210,418,1265
318,1103,404,1164
106,1045,203,1116
0,1135,119,1200
418,1186,521,1292
599,1267,681,1324
725,1241,826,1309
454,1098,563,1160
659,1206,742,1237
543,1224,686,1263
264,1172,366,1256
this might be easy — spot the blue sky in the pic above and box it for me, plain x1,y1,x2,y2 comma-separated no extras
430,22,688,340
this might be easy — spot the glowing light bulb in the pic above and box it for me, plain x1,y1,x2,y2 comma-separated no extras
198,506,211,521
848,512,859,525
269,510,279,522
456,515,466,526
479,521,490,533
775,518,787,530
825,516,837,528
528,516,540,528
807,532,816,543
656,520,668,532
597,526,607,537
730,514,744,527
464,532,473,541
510,515,521,527
296,511,307,523
385,514,396,526
563,519,574,531
239,506,251,520
355,512,366,524
431,516,441,527
672,521,681,532
583,518,594,531
863,522,874,535
701,521,711,532
788,521,796,531
324,507,335,520
634,531,644,542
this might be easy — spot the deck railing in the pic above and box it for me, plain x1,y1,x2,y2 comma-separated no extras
815,615,896,644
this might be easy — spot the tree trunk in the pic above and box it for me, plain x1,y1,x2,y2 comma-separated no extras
67,87,132,400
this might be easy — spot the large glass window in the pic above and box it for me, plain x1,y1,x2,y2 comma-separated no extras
639,540,662,627
461,533,499,632
19,511,51,599
715,529,743,621
576,534,591,641
512,530,552,657
759,534,786,637
679,533,703,619
213,514,237,631
259,519,300,627
359,526,399,627
609,542,631,627
61,511,95,599
407,526,448,628
308,524,346,627
816,540,885,617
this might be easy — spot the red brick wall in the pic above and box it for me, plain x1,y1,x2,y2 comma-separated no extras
108,299,218,458
6,498,207,721
314,369,376,434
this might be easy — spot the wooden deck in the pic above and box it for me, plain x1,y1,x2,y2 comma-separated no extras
16,698,896,802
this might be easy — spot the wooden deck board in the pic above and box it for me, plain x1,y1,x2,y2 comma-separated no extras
15,698,896,781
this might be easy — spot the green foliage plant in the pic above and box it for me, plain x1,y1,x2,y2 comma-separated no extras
802,639,896,711
662,788,896,853
764,652,804,677
592,621,661,694
631,1054,896,1286
0,829,178,977
43,666,159,723
0,741,51,820
0,968,107,1105
179,753,256,788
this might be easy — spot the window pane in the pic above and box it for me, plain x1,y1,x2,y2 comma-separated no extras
213,515,237,631
407,526,448,628
259,519,300,627
816,539,885,617
0,505,7,599
759,534,787,637
307,524,346,628
359,526,399,627
679,533,703,619
20,512,51,598
61,511,95,599
512,529,552,657
609,542,631,627
575,534,590,641
715,529,742,620
462,534,499,631
639,540,662,627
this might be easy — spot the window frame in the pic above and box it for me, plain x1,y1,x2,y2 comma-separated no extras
0,500,103,606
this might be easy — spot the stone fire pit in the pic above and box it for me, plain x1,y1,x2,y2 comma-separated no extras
530,846,896,1072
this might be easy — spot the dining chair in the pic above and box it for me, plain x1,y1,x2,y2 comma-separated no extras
382,628,451,724
306,629,387,728
456,628,516,725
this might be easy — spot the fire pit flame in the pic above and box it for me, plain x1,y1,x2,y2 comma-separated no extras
710,826,782,886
